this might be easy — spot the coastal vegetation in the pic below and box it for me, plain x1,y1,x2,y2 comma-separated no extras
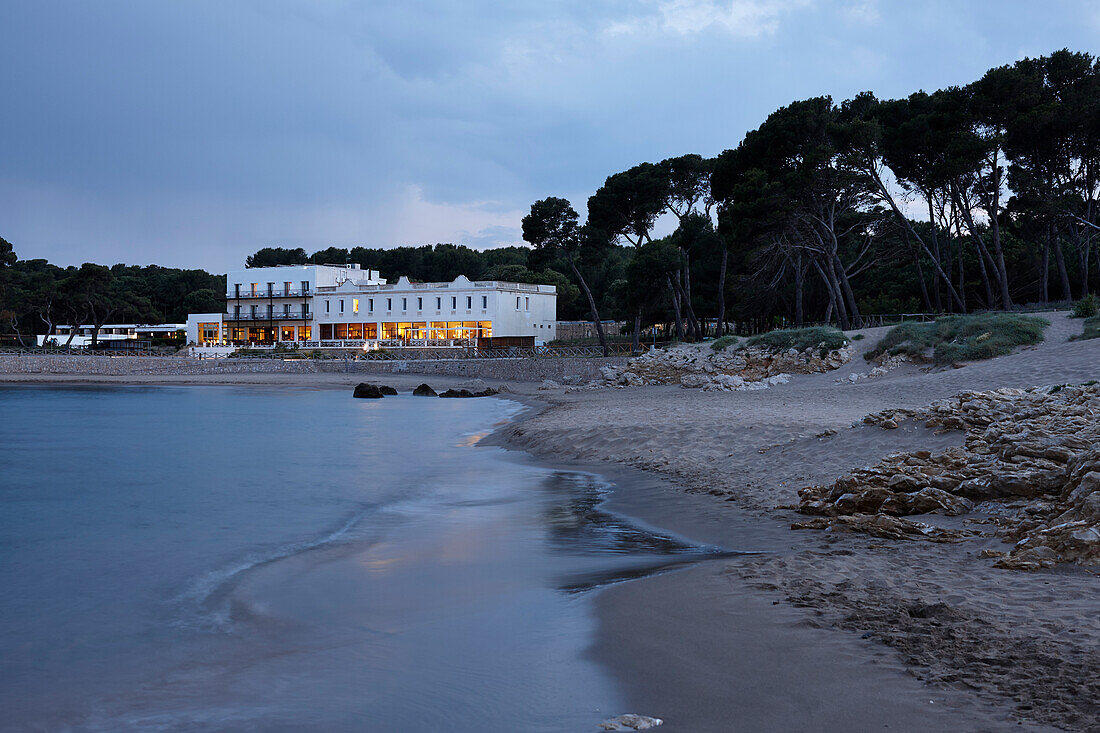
3,50,1100,349
867,313,1048,365
745,326,848,355
1072,294,1098,319
1071,316,1100,341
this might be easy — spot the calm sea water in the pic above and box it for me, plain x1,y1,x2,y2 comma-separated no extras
0,386,719,732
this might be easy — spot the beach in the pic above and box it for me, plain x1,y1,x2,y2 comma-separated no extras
2,311,1098,731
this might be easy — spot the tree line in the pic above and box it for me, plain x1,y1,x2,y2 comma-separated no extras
0,237,224,347
4,50,1097,349
523,49,1100,350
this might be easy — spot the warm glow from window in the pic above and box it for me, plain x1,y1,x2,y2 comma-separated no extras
353,298,359,314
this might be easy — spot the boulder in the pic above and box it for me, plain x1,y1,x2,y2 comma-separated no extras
378,384,398,396
439,388,498,398
352,383,385,399
679,373,711,389
412,383,437,397
599,714,663,730
538,379,562,390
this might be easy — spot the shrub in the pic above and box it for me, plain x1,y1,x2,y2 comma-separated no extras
710,335,739,352
866,314,1048,365
1070,315,1100,342
851,333,865,341
1072,294,1099,319
745,326,848,355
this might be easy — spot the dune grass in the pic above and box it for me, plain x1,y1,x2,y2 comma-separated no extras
1072,294,1098,319
866,313,1049,365
1070,315,1100,341
745,326,848,356
710,335,739,351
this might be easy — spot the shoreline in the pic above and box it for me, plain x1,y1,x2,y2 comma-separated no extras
4,315,1098,731
492,394,1035,732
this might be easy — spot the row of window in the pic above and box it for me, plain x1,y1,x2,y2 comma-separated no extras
322,294,511,314
225,326,312,343
232,281,311,298
318,321,492,341
232,304,310,318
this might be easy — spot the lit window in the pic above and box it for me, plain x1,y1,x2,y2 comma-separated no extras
353,298,359,314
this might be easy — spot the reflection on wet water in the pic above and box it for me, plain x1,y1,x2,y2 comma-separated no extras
537,471,741,592
0,387,739,732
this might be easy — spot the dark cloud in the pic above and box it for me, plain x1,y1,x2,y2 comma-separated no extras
1,0,1098,271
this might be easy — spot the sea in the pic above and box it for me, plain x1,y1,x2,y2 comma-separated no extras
0,385,721,732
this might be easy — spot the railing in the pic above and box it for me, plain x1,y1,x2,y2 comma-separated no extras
228,289,310,299
0,348,173,358
225,312,311,321
218,343,635,360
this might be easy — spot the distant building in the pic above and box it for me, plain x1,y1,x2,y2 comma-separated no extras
38,324,185,348
186,264,557,348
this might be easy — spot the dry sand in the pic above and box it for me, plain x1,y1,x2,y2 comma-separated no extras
4,311,1097,731
501,311,1099,732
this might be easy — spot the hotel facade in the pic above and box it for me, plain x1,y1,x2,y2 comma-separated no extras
186,264,557,349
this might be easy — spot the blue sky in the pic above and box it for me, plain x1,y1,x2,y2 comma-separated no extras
2,0,1099,272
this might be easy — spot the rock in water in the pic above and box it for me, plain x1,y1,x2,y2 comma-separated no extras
412,383,437,396
439,387,499,398
378,384,398,395
599,714,663,730
352,383,384,399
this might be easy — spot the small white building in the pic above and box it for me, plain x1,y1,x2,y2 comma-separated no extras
39,324,185,348
186,264,557,349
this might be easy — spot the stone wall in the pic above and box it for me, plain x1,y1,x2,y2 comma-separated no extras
0,355,322,376
0,354,627,382
316,356,628,382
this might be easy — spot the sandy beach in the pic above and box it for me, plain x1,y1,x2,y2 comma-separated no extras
3,311,1097,732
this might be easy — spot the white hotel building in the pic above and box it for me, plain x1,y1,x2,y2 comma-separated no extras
186,264,557,349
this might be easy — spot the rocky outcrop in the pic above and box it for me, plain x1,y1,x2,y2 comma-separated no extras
353,383,385,398
439,387,499,398
599,714,663,730
412,383,437,396
599,342,851,389
796,384,1100,569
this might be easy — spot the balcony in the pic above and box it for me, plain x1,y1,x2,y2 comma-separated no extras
227,289,311,299
226,311,312,322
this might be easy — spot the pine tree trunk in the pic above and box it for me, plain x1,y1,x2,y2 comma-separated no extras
631,308,641,353
667,277,685,341
1051,224,1072,302
568,254,607,355
716,247,728,337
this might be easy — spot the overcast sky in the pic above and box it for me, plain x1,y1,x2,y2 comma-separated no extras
3,1,1099,273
